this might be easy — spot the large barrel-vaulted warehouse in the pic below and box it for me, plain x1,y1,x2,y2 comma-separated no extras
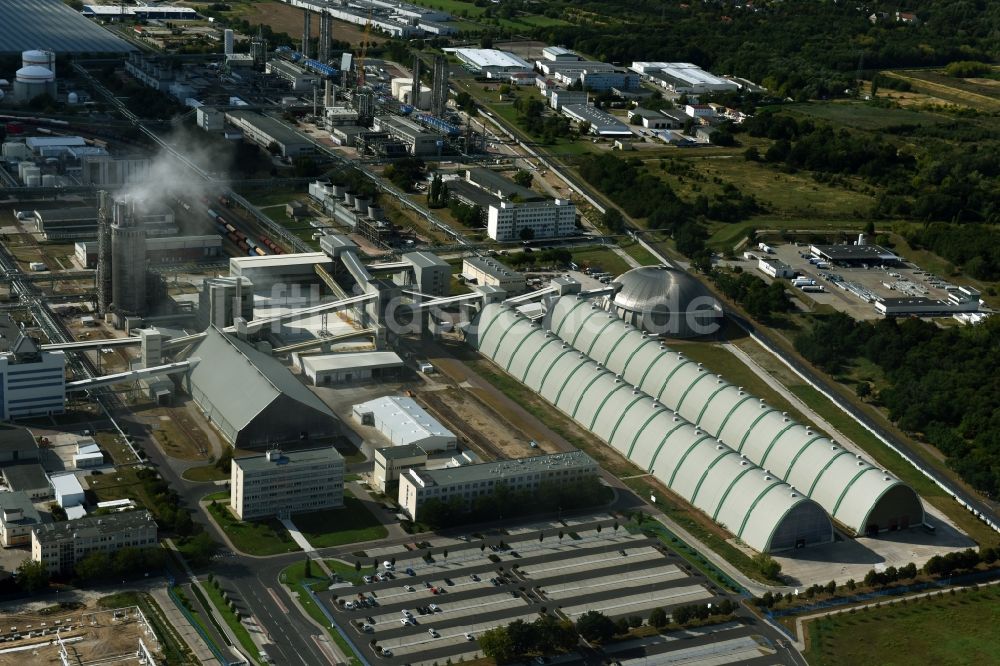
471,303,834,553
546,296,924,537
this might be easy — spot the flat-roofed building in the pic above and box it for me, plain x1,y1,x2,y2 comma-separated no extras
450,48,532,78
373,445,480,493
229,252,331,289
462,256,526,294
353,396,457,451
300,351,404,385
629,62,740,94
560,104,632,137
488,198,576,242
230,447,345,520
0,491,41,548
374,116,444,157
224,110,316,158
0,335,65,421
809,244,901,267
401,251,451,297
50,473,85,508
399,451,598,521
266,59,321,92
31,510,157,574
2,463,50,501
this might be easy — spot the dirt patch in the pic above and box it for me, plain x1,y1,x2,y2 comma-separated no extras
133,402,213,461
0,605,160,666
232,2,388,46
417,387,532,460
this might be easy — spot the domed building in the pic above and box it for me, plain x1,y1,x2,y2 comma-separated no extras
606,265,721,338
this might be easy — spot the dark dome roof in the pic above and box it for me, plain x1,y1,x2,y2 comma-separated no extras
612,266,713,313
610,266,720,338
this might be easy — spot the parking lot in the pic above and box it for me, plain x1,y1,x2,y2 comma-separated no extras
764,243,970,320
320,514,778,665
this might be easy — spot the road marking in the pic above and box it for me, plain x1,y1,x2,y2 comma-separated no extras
266,587,288,614
311,633,340,665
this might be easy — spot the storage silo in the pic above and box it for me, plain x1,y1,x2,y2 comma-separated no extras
110,199,148,316
22,50,55,77
224,29,235,56
13,65,55,104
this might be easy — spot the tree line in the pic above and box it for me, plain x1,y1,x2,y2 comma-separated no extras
794,312,1000,496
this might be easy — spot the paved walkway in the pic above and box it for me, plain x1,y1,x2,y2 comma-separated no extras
150,587,222,665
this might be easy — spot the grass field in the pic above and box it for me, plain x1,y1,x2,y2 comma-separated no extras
294,492,388,548
805,584,1000,666
182,464,229,482
779,101,952,130
206,500,301,556
882,70,1000,112
569,245,633,275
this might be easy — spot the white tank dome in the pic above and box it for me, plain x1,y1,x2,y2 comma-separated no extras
16,66,55,83
22,49,51,61
67,92,79,104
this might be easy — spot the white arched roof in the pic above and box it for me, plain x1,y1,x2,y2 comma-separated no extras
472,303,833,552
546,296,923,534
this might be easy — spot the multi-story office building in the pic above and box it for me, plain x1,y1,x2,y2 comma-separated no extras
31,510,158,574
398,451,598,521
487,198,576,242
230,447,345,520
0,335,65,421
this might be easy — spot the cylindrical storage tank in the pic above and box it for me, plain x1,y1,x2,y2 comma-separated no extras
22,50,55,77
344,192,355,206
16,65,54,84
353,196,369,212
42,174,57,187
332,184,345,197
67,91,79,104
367,205,382,220
25,175,41,187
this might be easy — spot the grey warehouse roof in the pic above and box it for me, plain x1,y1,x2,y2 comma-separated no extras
233,446,343,473
471,303,833,553
354,396,454,446
0,0,135,54
0,424,39,456
545,295,923,535
2,463,50,491
188,327,337,445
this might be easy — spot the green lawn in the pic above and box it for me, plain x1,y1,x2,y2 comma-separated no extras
294,493,388,548
280,561,365,666
805,584,1000,666
205,500,301,556
569,245,633,276
619,240,662,266
779,101,951,130
182,465,229,483
201,579,263,665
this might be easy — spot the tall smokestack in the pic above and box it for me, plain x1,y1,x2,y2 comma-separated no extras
97,191,112,316
412,56,422,108
318,11,331,63
302,10,311,59
224,29,234,56
432,55,449,117
324,79,333,108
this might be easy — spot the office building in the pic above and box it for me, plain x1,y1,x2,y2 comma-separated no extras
462,256,525,295
399,451,598,521
0,335,65,421
31,510,158,574
488,198,576,242
230,447,345,520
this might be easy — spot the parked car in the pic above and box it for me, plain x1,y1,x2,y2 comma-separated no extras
363,575,373,584
427,628,439,638
428,604,440,612
401,609,413,618
470,574,481,582
380,648,393,657
403,584,414,592
465,632,474,641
